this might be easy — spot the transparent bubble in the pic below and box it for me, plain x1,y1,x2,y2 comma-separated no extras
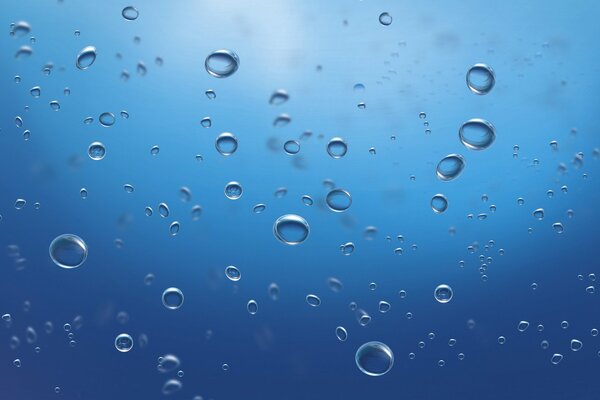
436,154,465,181
273,113,291,127
328,277,343,292
340,242,355,256
552,222,564,234
15,199,26,210
205,89,216,99
215,132,238,156
301,195,314,206
355,341,394,376
247,300,258,315
306,294,321,307
517,321,530,332
431,194,448,214
283,140,300,155
533,208,544,220
123,184,134,193
200,117,212,128
498,336,506,345
114,333,134,352
224,181,243,200
551,353,563,365
76,46,97,70
49,101,60,111
158,203,170,218
378,301,391,313
466,64,495,95
273,214,309,245
459,119,496,150
88,142,106,160
122,6,139,20
11,21,31,37
157,354,180,373
205,49,240,78
49,234,88,269
162,287,184,310
15,45,33,59
225,266,241,281
570,339,583,351
269,90,289,105
30,86,41,98
335,326,348,341
253,204,266,213
99,112,115,127
434,284,453,303
162,380,182,395
268,283,280,300
326,189,352,212
327,137,348,159
378,12,393,26
169,221,180,236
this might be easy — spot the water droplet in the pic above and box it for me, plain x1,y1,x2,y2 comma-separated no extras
431,194,448,214
335,326,348,341
434,284,453,303
205,49,240,78
283,140,300,155
225,266,241,281
306,294,321,307
162,287,184,310
88,142,106,160
459,119,496,150
115,333,134,352
466,64,496,95
327,137,348,159
49,234,88,269
273,214,309,245
379,12,393,26
76,46,97,69
224,181,243,200
121,6,139,20
246,299,258,314
269,89,289,105
326,188,352,212
436,154,465,181
355,341,394,376
215,132,238,156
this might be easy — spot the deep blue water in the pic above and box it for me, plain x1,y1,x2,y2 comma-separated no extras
1,1,600,399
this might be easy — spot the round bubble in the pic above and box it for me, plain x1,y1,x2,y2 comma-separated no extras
436,154,465,181
379,12,392,26
273,214,309,245
88,142,106,160
326,189,352,212
49,234,88,269
215,132,238,156
431,194,448,214
459,119,496,150
115,333,134,352
327,137,348,159
466,64,495,95
122,6,139,20
434,284,453,303
205,49,240,78
224,182,243,200
355,341,394,376
162,288,184,310
76,46,97,70
283,140,300,155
